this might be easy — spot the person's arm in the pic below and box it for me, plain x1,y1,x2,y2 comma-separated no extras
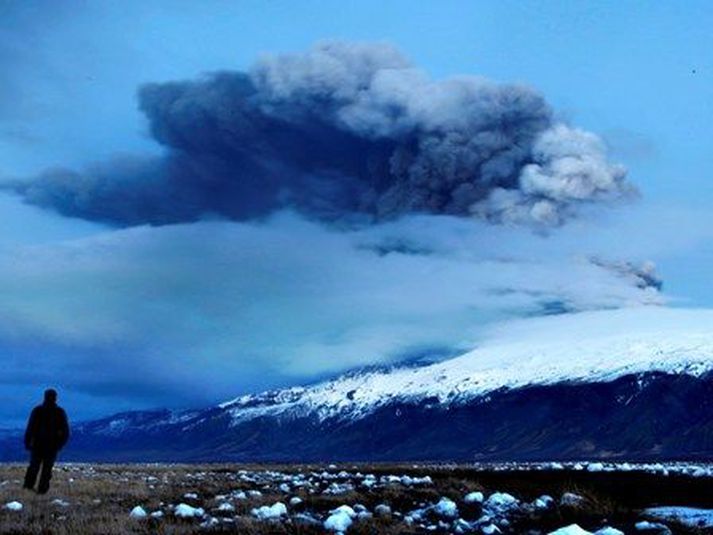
58,409,70,450
24,408,37,450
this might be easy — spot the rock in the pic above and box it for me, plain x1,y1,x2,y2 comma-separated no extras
560,492,586,507
293,512,321,527
374,503,392,517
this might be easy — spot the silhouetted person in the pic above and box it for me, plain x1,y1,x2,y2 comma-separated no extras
23,389,70,494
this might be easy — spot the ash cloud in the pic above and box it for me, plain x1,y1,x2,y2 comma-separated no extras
6,41,634,227
0,212,664,415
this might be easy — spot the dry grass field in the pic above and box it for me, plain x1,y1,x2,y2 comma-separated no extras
0,462,711,534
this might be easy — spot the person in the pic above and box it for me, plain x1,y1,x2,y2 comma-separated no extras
23,389,70,494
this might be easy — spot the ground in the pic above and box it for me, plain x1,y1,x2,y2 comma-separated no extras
0,462,711,534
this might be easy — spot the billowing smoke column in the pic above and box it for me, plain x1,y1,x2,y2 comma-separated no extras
7,41,634,227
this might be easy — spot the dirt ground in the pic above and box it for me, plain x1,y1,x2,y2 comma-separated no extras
0,462,710,534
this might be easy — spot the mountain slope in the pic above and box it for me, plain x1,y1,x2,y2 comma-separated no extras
217,307,713,423
2,307,712,462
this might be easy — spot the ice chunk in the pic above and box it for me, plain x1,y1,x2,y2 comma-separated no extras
534,495,554,509
464,491,484,504
174,503,205,518
484,492,519,515
560,492,586,507
643,506,713,529
200,517,219,529
634,521,672,534
548,525,593,535
329,505,356,518
433,497,459,518
251,502,287,520
324,510,353,532
129,506,147,519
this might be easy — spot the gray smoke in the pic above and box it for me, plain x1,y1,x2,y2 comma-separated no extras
5,41,634,227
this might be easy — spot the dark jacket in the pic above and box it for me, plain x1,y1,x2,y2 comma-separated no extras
24,402,70,452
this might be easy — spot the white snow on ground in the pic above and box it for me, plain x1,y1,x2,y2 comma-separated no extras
324,506,354,532
251,502,287,520
464,491,484,504
463,461,713,478
129,505,147,518
534,495,554,509
644,506,713,529
4,501,22,511
433,497,458,518
548,525,592,535
219,307,713,422
4,464,709,534
174,503,204,518
635,520,671,532
484,492,519,515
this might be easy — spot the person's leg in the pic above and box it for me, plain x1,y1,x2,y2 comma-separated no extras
23,450,41,490
37,451,56,494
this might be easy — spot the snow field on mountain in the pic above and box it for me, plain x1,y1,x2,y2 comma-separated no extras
221,307,713,422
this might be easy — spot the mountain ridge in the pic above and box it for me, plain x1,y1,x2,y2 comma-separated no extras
2,307,712,462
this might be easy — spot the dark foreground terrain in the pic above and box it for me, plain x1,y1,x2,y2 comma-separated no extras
1,462,711,534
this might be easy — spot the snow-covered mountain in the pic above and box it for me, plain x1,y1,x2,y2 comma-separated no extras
2,307,712,462
218,307,713,423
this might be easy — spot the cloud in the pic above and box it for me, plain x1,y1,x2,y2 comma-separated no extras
4,41,634,227
0,212,662,415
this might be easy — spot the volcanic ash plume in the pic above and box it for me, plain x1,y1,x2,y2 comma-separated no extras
6,41,634,227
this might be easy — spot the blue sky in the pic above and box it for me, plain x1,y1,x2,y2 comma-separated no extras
0,0,712,426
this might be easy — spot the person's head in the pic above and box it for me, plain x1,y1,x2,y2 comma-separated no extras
43,388,58,405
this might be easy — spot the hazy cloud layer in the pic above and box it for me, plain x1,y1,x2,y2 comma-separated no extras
6,41,633,227
0,212,663,417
